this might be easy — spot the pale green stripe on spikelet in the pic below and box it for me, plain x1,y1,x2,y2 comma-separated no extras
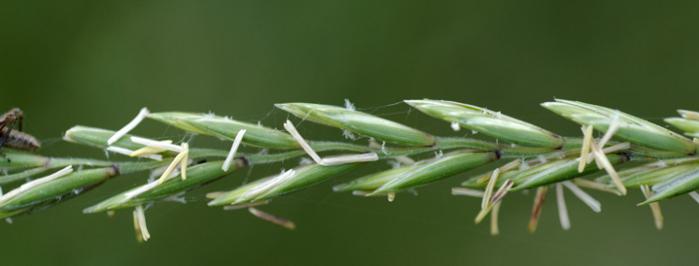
405,99,564,148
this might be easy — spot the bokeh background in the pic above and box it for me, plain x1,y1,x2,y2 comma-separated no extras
2,1,699,265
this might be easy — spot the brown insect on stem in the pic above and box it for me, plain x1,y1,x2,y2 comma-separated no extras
0,108,41,151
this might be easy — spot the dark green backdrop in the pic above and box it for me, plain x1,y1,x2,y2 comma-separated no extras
1,1,698,265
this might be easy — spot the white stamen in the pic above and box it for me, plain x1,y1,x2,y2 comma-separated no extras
283,120,378,165
179,143,189,180
132,205,150,242
451,187,484,197
562,181,601,212
222,129,246,172
5,218,12,224
602,142,631,154
490,202,501,236
598,111,620,148
590,141,627,195
107,146,162,161
490,179,514,205
237,169,296,203
556,183,571,230
320,153,379,166
482,168,500,209
537,155,547,164
156,147,189,184
283,120,322,163
387,192,396,202
474,179,513,224
124,181,160,200
149,164,180,179
0,165,73,205
130,136,183,153
107,107,150,145
129,146,168,157
578,125,594,173
689,191,699,204
248,207,296,230
106,146,134,156
450,122,460,131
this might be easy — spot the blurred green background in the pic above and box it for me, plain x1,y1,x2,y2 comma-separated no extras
2,1,699,265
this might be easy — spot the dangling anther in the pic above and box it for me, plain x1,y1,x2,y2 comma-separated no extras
528,186,548,233
248,207,296,230
108,107,149,145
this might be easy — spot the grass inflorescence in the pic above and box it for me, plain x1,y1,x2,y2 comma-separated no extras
1,99,698,241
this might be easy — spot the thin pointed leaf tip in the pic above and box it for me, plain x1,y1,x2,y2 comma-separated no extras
405,99,563,148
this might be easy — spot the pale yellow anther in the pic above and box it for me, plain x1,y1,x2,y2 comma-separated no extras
640,185,663,230
490,202,501,236
157,147,189,184
248,207,296,230
556,183,570,230
387,192,396,202
590,141,627,195
180,143,189,180
528,186,548,233
475,179,513,224
578,125,594,173
132,205,150,242
481,168,500,209
129,146,168,157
